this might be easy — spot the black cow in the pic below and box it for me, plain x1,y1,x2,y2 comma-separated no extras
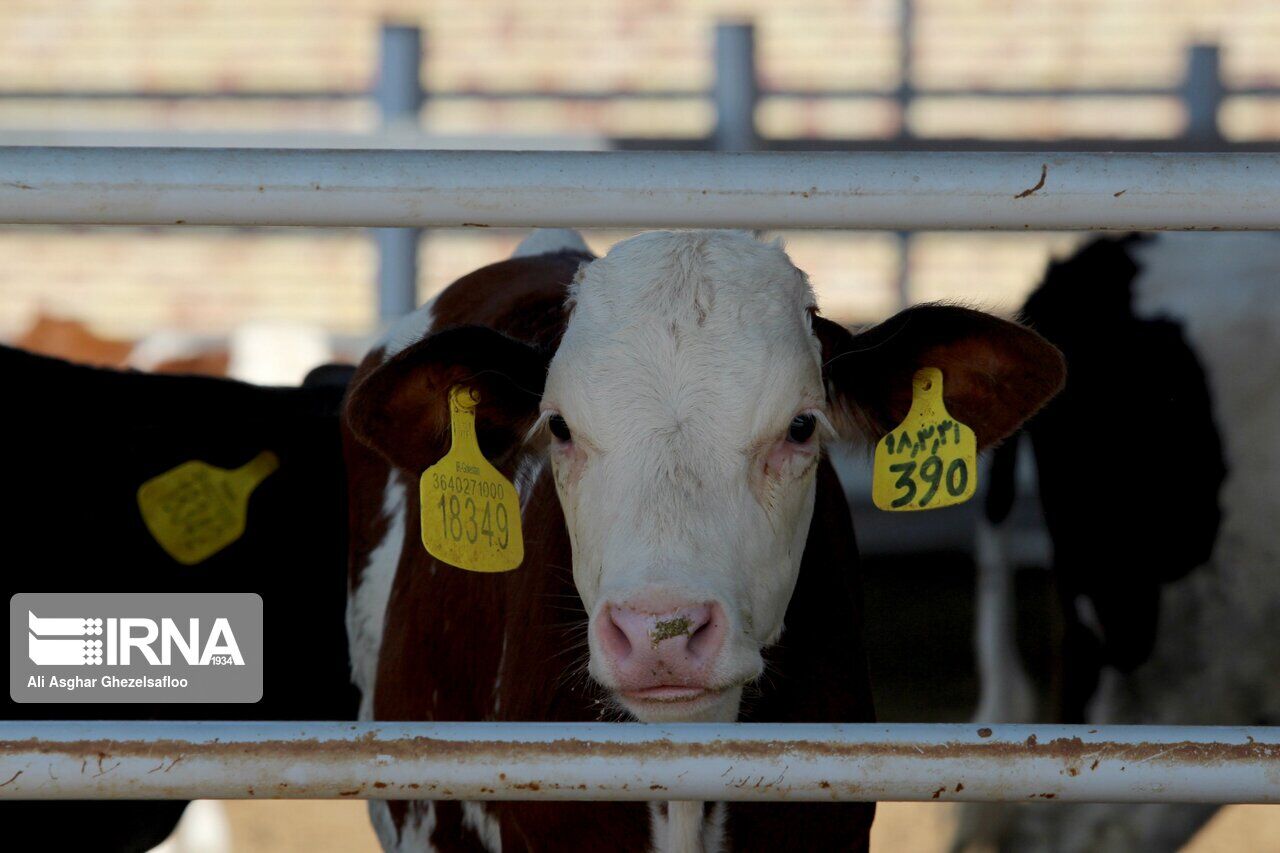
2,345,358,851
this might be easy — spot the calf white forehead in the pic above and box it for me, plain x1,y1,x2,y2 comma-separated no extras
547,230,824,445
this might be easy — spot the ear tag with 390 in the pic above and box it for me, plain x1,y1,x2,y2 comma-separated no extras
872,367,977,511
420,386,525,572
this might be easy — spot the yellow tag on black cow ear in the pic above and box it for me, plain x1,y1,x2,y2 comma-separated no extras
872,367,977,511
420,386,524,572
137,451,280,564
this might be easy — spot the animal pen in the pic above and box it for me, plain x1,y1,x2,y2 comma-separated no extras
0,146,1277,806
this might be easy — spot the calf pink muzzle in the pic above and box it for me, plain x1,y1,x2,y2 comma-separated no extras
596,598,728,702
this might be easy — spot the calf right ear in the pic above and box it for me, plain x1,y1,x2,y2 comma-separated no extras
344,326,549,473
812,305,1065,450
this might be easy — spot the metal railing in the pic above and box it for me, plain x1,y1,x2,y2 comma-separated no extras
1,721,1276,802
0,148,1277,231
3,18,1276,317
0,143,1278,802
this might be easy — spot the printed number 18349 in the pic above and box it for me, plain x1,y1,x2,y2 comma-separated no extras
436,492,510,550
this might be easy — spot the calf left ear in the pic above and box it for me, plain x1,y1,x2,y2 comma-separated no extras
812,305,1065,449
344,326,549,473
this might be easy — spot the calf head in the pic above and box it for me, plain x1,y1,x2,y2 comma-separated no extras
348,231,1064,723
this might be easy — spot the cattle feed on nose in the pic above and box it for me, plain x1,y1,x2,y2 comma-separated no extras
343,228,1065,851
651,616,693,647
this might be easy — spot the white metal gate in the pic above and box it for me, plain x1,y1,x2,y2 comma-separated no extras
2,146,1277,803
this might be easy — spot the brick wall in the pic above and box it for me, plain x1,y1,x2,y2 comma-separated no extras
0,1,1274,342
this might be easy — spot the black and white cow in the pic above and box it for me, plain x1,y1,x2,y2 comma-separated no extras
958,233,1279,852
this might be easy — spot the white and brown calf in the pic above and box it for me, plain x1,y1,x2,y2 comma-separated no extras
343,229,1064,852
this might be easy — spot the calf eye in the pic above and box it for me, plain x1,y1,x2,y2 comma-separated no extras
788,413,817,443
548,414,572,442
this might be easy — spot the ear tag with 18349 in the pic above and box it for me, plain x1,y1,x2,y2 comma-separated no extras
420,386,524,572
872,367,977,511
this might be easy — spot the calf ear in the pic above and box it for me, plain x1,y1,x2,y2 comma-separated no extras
813,305,1065,449
344,326,548,473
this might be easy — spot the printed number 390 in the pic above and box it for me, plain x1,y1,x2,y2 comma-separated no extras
887,455,969,508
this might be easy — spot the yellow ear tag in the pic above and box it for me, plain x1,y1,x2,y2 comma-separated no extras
419,386,525,572
137,450,280,565
872,367,977,511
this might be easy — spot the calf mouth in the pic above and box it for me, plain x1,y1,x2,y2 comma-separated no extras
613,682,742,722
621,684,726,704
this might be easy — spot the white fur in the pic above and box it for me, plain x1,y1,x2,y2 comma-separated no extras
460,802,503,853
512,454,547,510
347,472,406,721
512,228,591,258
368,800,403,852
648,802,727,853
151,800,231,853
127,330,222,372
980,233,1280,852
382,299,437,360
392,802,438,853
542,231,827,722
227,321,332,385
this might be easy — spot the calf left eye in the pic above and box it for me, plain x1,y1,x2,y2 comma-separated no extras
548,414,572,443
787,413,817,443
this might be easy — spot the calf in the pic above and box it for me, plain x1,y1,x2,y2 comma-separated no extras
964,233,1280,852
343,229,1064,852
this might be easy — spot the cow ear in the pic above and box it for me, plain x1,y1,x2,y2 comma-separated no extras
344,326,548,473
813,305,1065,450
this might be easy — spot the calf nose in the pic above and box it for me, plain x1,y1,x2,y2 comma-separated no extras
597,600,727,688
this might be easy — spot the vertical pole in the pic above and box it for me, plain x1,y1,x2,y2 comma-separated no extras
374,24,423,320
896,0,915,142
713,22,759,152
1183,44,1224,146
894,0,916,309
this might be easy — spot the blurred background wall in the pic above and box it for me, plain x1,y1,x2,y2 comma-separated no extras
2,0,1279,352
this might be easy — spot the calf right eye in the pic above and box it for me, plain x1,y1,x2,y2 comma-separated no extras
548,414,572,442
787,414,817,444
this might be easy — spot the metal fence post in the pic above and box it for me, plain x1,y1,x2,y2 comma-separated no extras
713,23,759,152
374,24,423,320
1183,44,1224,145
894,0,917,309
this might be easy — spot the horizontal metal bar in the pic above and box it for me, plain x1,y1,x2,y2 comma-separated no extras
0,722,1276,802
1,148,1279,230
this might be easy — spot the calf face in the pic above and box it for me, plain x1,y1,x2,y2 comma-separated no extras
347,230,1064,723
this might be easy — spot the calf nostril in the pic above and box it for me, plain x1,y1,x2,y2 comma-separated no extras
686,605,725,660
686,617,718,659
601,608,634,661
